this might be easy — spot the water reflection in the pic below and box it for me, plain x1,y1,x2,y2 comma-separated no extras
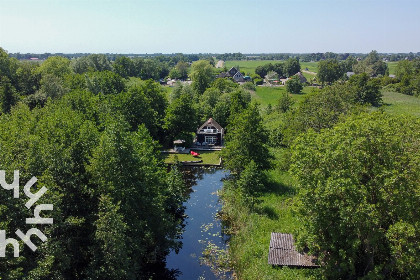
166,167,230,280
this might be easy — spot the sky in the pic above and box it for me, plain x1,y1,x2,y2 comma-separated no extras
0,0,419,54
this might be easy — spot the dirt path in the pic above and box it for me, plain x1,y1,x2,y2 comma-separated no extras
302,70,317,75
216,60,224,68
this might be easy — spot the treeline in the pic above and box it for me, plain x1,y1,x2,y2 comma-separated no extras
10,51,420,63
316,50,420,97
254,58,301,79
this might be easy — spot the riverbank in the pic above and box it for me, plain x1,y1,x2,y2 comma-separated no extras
220,150,321,279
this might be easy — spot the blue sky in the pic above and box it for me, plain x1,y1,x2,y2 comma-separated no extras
0,0,419,53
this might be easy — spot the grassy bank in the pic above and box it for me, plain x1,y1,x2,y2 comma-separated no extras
379,90,420,117
162,150,221,165
221,150,320,279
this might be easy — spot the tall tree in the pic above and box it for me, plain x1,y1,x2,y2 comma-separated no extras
291,113,420,279
222,103,271,174
0,76,18,114
190,60,214,95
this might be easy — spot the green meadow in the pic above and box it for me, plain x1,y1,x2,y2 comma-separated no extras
380,90,420,117
252,86,319,107
224,60,284,75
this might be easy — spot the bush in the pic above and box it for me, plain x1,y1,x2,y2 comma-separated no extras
241,82,256,91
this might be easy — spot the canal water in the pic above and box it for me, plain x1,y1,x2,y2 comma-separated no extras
166,167,229,280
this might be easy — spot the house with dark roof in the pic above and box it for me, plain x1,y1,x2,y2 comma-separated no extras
196,118,224,145
217,67,245,83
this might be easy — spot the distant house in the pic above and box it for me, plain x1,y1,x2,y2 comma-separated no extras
389,74,396,78
217,67,245,83
346,72,355,78
196,118,224,145
295,72,307,84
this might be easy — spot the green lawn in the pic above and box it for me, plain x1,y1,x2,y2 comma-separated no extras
253,86,319,107
300,61,318,73
224,60,284,75
379,90,420,117
386,61,398,75
162,150,221,165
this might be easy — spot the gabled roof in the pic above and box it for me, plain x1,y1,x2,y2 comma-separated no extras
198,118,223,132
268,233,319,267
233,71,244,78
228,67,239,76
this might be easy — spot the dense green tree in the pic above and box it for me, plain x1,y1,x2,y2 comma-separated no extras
353,50,388,77
317,58,344,85
291,113,420,279
86,71,126,95
199,87,221,120
164,91,199,145
113,56,135,78
190,60,214,95
236,160,265,205
283,58,301,77
277,92,295,113
71,54,112,74
349,73,382,106
212,78,238,93
282,84,357,145
0,76,18,114
222,103,271,174
174,61,189,80
285,75,303,94
37,56,71,78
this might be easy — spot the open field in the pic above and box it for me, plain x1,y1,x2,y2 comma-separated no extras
162,150,221,165
300,61,318,73
252,86,319,107
225,60,284,75
379,90,420,117
386,61,398,75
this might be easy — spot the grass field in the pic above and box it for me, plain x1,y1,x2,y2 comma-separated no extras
379,90,420,117
223,150,321,280
224,60,284,75
162,150,221,165
252,86,319,107
386,62,398,75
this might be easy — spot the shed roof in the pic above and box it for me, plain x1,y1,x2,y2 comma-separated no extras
268,233,319,267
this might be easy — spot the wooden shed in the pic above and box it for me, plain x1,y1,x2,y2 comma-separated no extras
268,233,319,267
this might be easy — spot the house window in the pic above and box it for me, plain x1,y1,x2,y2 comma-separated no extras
205,136,217,144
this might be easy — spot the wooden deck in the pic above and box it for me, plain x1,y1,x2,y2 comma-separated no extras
268,233,319,267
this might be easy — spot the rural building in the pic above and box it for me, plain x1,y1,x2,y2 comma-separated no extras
268,233,319,268
217,67,246,83
295,72,307,83
196,118,224,145
346,72,355,78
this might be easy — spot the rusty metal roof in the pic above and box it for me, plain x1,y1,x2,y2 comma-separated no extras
268,233,319,267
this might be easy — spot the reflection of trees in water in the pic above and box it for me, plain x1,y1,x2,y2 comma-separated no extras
163,166,226,279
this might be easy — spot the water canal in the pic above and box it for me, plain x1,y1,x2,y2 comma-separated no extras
166,167,230,280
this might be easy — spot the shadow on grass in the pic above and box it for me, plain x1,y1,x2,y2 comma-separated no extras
263,174,296,197
255,205,279,220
